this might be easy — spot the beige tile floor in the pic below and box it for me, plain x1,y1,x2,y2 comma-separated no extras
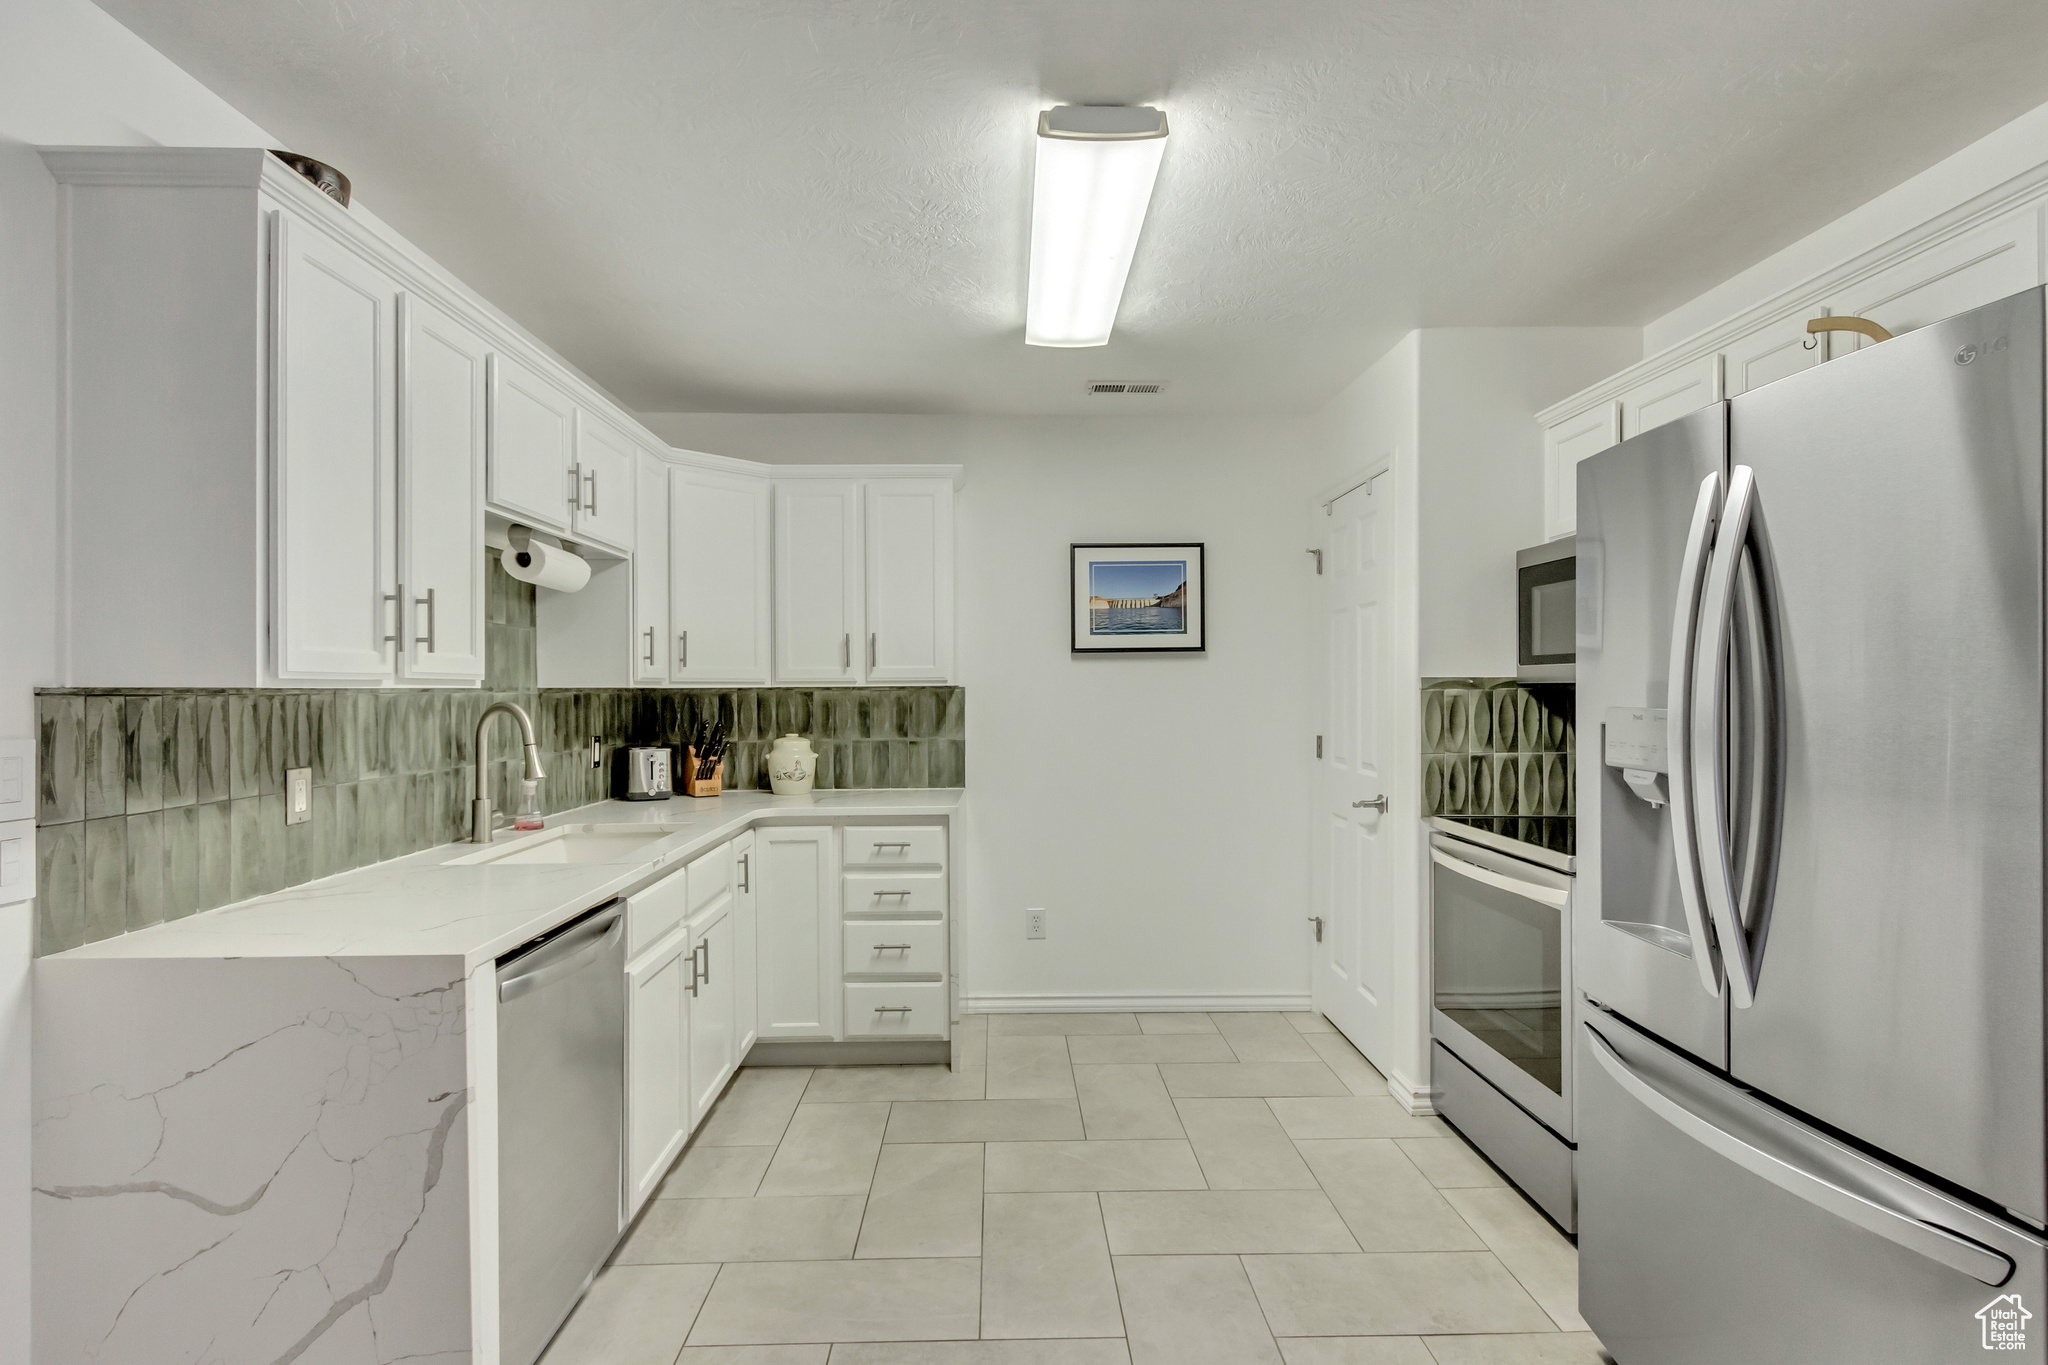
540,1012,1611,1365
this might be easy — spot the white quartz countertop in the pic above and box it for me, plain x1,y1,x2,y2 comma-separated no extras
50,789,964,969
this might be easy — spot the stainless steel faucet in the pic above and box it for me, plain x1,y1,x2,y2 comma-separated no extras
471,702,546,843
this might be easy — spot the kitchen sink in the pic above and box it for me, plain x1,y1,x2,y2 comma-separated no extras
444,824,686,867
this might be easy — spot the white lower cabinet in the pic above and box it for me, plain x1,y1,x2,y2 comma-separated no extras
625,921,691,1216
754,825,838,1040
843,981,949,1038
733,831,759,1057
688,901,736,1128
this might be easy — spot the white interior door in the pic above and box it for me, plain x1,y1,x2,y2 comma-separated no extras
397,293,488,682
1313,477,1393,1066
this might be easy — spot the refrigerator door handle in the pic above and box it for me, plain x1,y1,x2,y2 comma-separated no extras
1429,847,1570,910
1665,470,1725,996
1585,1022,2015,1287
1691,465,1786,1008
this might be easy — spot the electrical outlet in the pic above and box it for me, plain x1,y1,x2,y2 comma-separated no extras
1026,907,1047,940
285,767,313,825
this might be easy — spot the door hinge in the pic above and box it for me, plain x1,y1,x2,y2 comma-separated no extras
1307,548,1322,574
1316,735,1323,759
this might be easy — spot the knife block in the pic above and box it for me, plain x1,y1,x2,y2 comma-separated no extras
681,748,724,798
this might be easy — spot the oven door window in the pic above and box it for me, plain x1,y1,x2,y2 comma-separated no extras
1519,557,1575,667
1433,859,1564,1095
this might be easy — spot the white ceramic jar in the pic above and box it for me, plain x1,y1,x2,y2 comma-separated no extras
768,733,818,795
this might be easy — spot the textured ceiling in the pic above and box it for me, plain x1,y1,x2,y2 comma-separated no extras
94,0,2048,414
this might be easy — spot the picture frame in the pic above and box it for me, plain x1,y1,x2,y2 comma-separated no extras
1070,543,1206,653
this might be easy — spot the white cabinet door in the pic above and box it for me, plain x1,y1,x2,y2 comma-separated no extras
1541,400,1621,541
754,825,838,1040
632,449,671,683
396,294,488,683
271,210,399,682
774,480,864,684
687,903,736,1127
626,925,691,1216
1620,354,1722,440
486,352,576,534
1724,311,1820,397
864,480,955,683
1832,200,2045,352
669,466,771,684
733,830,758,1057
571,410,637,553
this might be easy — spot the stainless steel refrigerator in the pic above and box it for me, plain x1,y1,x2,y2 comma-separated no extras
1574,286,2048,1362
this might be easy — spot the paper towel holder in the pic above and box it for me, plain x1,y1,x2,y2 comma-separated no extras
502,523,592,593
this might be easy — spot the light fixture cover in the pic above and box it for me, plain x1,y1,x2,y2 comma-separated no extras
1025,105,1168,348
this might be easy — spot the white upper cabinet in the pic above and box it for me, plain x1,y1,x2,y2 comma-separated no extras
397,294,489,683
1541,401,1619,541
1723,311,1820,397
1619,355,1721,441
486,353,577,535
571,410,636,553
271,210,400,682
1831,201,2045,354
864,480,955,683
632,449,672,684
670,466,772,684
774,481,865,684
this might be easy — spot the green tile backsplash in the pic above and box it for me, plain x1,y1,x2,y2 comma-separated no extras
32,552,964,955
1421,678,1575,852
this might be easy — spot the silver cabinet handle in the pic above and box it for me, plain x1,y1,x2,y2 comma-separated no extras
872,842,911,851
1585,1021,2014,1287
382,584,402,645
698,939,710,986
1308,915,1323,943
738,853,749,892
567,462,582,509
842,633,850,669
872,1005,913,1015
415,587,436,653
873,889,912,899
643,627,656,668
686,940,705,995
678,632,688,669
1352,795,1388,813
869,632,877,670
1667,470,1726,998
586,468,597,514
1690,464,1785,1010
873,943,913,952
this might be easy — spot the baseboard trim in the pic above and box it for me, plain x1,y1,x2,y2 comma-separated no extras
959,992,1314,1014
1383,1064,1441,1117
744,1039,951,1067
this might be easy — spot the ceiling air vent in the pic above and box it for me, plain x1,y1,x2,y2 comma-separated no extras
1086,380,1169,395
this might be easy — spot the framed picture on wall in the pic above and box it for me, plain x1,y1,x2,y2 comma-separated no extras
1070,543,1206,653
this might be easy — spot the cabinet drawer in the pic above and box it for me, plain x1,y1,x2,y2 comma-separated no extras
843,825,946,870
843,921,946,978
628,867,690,957
843,981,949,1038
688,840,733,913
844,871,947,920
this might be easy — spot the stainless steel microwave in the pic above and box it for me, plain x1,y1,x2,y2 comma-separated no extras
1517,537,1575,682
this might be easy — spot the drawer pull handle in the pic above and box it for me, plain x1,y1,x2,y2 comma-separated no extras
872,842,912,851
873,1005,913,1015
873,943,913,952
874,889,913,899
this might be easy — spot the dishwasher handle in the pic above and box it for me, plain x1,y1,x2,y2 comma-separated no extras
499,903,625,1005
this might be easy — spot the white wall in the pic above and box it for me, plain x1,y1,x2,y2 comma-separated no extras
644,412,1322,1011
1414,330,1638,679
0,3,275,1358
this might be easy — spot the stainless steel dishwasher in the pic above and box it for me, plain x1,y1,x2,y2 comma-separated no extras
496,900,626,1365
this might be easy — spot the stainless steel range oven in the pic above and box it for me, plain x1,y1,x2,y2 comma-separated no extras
1429,816,1576,1229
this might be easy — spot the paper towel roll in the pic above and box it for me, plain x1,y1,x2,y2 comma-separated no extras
502,539,591,593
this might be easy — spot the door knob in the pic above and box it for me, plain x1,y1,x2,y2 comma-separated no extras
1353,795,1389,814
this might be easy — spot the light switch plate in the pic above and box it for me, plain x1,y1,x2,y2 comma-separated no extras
0,736,31,821
286,767,313,825
0,818,34,907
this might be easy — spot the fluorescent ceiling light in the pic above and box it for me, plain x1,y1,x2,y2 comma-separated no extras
1025,105,1168,348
